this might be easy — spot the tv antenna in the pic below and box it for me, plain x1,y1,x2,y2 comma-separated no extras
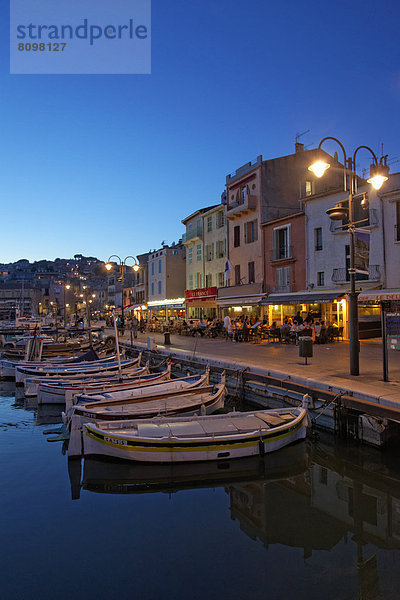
295,129,310,143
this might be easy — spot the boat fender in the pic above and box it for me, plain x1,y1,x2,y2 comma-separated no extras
302,394,312,409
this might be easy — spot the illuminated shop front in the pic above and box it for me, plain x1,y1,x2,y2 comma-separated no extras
262,291,347,335
217,283,266,320
185,287,217,319
358,290,400,338
147,298,186,322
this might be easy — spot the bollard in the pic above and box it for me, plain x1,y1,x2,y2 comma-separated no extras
147,336,156,351
164,328,171,345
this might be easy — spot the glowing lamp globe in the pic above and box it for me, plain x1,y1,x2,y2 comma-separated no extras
367,163,389,190
308,160,330,178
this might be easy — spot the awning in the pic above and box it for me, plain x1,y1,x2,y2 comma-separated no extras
149,303,185,310
115,304,144,313
186,300,216,308
358,290,400,302
217,295,265,307
262,291,346,305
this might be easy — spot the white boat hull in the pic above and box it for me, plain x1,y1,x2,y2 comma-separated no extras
82,408,307,463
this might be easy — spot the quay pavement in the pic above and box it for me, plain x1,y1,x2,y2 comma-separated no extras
110,328,400,409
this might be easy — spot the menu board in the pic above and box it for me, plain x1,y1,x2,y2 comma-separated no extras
386,313,400,350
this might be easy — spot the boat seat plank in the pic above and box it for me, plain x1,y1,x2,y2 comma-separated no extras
135,424,168,438
198,420,239,435
255,412,294,426
229,416,270,430
168,422,206,437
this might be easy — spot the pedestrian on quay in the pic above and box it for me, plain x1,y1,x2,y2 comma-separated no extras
132,315,139,339
224,314,231,339
139,317,145,333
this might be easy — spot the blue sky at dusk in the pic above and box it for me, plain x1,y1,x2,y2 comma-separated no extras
1,0,399,262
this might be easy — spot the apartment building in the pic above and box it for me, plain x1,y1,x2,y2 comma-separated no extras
147,241,186,321
182,202,227,318
217,144,344,318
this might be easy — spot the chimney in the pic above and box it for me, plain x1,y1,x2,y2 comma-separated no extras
295,142,304,153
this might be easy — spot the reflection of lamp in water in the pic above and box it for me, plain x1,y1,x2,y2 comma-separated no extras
64,282,71,329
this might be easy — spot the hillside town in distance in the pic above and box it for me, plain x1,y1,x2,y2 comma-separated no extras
1,142,399,344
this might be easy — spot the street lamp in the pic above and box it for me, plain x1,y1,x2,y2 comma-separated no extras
309,137,389,376
105,255,140,325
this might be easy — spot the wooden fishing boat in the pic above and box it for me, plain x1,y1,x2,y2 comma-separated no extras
82,401,308,463
69,374,218,427
1,338,105,360
66,369,216,457
71,367,210,408
1,350,124,380
37,364,172,405
23,353,143,397
26,366,147,398
15,357,140,385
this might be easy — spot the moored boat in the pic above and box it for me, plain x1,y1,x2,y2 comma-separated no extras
66,368,216,457
81,399,309,463
37,363,172,405
15,356,140,385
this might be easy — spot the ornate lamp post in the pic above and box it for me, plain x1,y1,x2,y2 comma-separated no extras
308,137,389,376
105,255,140,325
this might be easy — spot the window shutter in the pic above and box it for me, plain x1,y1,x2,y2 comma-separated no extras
284,267,290,288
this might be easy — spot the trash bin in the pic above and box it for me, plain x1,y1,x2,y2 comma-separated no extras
147,336,156,351
164,328,171,345
299,336,313,364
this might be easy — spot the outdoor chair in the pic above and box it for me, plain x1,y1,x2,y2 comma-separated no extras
269,328,281,343
332,326,344,342
326,326,334,343
315,327,327,344
280,328,290,343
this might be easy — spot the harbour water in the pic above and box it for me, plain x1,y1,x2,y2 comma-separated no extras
1,381,400,600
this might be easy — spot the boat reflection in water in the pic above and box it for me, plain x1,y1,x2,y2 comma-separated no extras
69,442,308,499
35,403,64,426
74,434,400,597
227,435,400,599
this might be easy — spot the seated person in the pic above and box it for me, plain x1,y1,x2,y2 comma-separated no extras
319,320,327,343
290,322,299,342
314,321,322,343
280,321,290,342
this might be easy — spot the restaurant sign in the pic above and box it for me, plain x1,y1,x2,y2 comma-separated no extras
185,287,218,303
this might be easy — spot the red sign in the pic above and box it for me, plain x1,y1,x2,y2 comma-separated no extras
185,287,217,302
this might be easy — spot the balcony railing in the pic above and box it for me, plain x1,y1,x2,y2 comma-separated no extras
330,208,379,233
332,265,381,283
226,194,257,215
182,225,202,244
270,246,294,261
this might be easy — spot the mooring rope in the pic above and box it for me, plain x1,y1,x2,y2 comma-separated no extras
311,391,345,425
